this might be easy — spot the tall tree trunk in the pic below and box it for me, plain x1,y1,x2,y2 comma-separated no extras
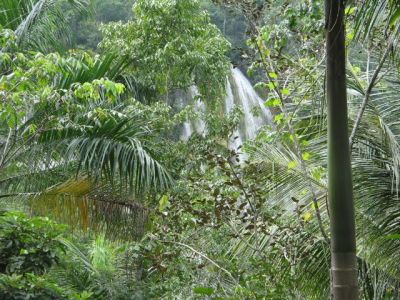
325,0,359,299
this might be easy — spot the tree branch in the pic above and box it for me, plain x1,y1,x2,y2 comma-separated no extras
158,239,238,284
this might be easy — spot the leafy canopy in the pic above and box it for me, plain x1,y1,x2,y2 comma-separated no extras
100,0,231,100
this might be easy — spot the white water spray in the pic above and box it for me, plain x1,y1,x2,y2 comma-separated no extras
179,68,273,147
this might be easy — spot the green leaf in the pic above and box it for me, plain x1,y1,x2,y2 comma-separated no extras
267,81,277,90
20,249,29,255
288,160,298,169
159,194,170,212
346,30,355,42
193,286,214,296
390,7,400,27
254,82,267,90
345,7,356,16
302,152,311,161
274,114,284,123
386,234,400,240
268,72,278,79
265,98,281,107
311,167,325,182
303,211,312,222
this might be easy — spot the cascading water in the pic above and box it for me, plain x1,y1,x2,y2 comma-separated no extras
224,77,243,151
179,67,273,147
176,86,207,141
228,68,273,139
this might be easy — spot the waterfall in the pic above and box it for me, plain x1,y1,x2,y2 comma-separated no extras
179,68,273,147
225,77,243,151
177,87,207,141
228,68,273,139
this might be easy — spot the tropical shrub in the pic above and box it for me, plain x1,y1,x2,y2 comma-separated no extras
0,211,66,275
0,273,69,300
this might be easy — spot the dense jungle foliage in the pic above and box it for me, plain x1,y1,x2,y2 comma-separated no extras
0,0,400,299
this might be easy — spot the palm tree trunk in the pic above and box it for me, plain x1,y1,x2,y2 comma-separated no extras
325,0,358,299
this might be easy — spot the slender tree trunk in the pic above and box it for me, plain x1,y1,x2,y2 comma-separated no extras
325,0,358,299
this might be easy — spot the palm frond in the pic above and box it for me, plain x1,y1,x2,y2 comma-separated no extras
53,53,130,90
31,178,150,239
0,0,90,52
38,113,172,194
55,235,130,299
353,0,400,40
238,52,400,297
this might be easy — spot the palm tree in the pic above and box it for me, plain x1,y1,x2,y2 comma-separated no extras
0,0,89,52
325,0,358,298
0,47,172,234
53,235,133,299
197,1,400,298
238,43,400,300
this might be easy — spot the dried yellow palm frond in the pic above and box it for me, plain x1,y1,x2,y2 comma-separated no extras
31,178,149,240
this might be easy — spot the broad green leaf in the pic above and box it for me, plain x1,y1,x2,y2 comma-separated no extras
265,98,281,107
390,7,400,27
281,88,290,96
288,160,298,169
268,72,278,79
267,81,277,90
159,194,170,212
193,286,214,296
303,212,312,222
302,152,311,161
386,234,400,240
274,114,284,123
